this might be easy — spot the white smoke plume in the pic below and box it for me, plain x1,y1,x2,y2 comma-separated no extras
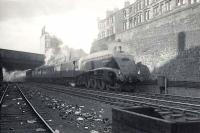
3,68,26,82
45,40,87,65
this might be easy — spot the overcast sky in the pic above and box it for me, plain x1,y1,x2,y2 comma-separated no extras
0,0,135,53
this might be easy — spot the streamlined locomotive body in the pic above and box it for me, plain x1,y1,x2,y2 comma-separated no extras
76,50,138,90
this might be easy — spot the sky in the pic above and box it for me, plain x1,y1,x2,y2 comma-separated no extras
0,0,135,54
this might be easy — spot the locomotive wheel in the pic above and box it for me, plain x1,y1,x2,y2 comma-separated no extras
105,83,110,91
76,80,79,86
93,79,98,89
90,79,95,89
86,80,91,88
115,83,122,92
98,80,106,90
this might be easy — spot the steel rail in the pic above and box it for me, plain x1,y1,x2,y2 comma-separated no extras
129,92,200,104
16,84,55,133
31,84,200,117
73,88,200,110
0,84,8,105
37,83,200,111
37,82,200,105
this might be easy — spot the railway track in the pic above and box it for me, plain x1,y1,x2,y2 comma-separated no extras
48,83,200,109
0,83,8,105
127,92,200,105
0,83,55,133
22,83,200,122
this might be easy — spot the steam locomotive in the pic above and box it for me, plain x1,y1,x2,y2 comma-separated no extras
26,50,150,91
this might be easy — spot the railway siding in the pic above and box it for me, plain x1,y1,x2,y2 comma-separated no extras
20,83,113,133
29,83,200,122
0,84,55,133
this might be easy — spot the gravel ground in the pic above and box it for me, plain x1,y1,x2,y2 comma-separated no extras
23,85,116,133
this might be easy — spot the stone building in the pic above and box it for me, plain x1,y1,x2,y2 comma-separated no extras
91,0,200,81
98,11,115,40
40,26,62,54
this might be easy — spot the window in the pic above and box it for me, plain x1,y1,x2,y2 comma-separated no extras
110,27,114,34
153,5,159,16
139,1,142,10
144,10,150,21
136,2,139,11
138,13,142,23
123,10,127,18
134,17,137,26
123,21,127,30
190,0,197,4
129,17,133,28
129,7,132,14
165,0,171,11
110,16,114,23
133,4,136,14
145,0,150,6
160,3,164,13
176,0,186,6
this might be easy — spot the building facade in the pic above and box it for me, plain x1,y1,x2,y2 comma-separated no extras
97,9,119,40
120,0,200,32
95,0,200,41
91,0,200,82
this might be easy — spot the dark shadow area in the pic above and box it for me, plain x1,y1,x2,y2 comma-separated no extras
152,46,200,88
136,62,151,82
125,107,164,119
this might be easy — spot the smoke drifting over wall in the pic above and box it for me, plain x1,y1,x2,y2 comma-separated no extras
3,68,26,82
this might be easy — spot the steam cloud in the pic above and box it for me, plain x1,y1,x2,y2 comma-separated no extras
3,68,26,82
44,36,87,65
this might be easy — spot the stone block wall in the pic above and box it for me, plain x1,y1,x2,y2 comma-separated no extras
114,3,200,81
